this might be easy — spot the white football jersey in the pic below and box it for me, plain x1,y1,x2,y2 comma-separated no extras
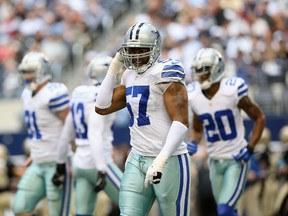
21,82,69,163
187,77,249,159
121,58,187,156
69,84,115,170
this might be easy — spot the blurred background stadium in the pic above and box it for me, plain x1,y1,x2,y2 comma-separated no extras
0,0,287,215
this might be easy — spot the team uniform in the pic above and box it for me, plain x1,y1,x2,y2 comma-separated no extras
57,84,123,215
187,77,250,209
120,59,191,216
12,82,71,216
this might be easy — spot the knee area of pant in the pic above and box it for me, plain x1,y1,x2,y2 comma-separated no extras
217,204,238,216
12,200,33,214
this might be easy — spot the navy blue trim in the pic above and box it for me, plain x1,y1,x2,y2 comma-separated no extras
237,83,245,90
135,22,145,39
184,154,190,216
49,93,69,103
49,100,69,109
129,24,137,39
238,88,248,97
176,155,184,216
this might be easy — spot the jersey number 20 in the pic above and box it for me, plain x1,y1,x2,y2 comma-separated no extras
198,109,237,142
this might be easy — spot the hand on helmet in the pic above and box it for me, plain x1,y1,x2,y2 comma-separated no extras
107,52,124,76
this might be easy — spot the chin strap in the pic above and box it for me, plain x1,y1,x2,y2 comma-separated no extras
25,82,38,91
201,80,212,90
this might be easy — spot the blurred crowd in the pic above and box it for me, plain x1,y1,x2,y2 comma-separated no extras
0,0,131,98
1,0,288,116
128,0,288,116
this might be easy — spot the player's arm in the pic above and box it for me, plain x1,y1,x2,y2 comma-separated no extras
145,82,189,187
95,52,126,115
95,85,126,115
56,112,75,163
238,95,266,149
88,112,109,191
52,112,74,187
190,112,204,142
186,111,204,156
48,84,70,121
56,106,70,122
164,82,189,127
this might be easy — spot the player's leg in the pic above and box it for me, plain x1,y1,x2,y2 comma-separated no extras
154,154,191,216
217,160,250,216
119,152,155,216
73,167,97,215
209,159,225,203
12,163,45,214
45,162,72,216
103,162,123,205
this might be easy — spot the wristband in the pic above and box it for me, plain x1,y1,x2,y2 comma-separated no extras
107,52,124,76
161,121,188,157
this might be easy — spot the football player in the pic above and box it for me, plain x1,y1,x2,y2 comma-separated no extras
52,55,123,215
12,51,72,216
186,47,266,216
95,22,191,216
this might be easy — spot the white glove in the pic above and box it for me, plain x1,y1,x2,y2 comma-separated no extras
144,153,168,188
107,52,124,77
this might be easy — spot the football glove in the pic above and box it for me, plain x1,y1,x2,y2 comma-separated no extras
233,145,254,162
107,52,124,76
186,141,198,156
144,153,168,188
94,171,106,192
51,163,66,187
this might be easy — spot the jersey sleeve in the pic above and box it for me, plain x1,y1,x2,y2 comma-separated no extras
156,60,185,85
236,77,248,100
88,112,107,172
48,83,70,112
56,112,75,163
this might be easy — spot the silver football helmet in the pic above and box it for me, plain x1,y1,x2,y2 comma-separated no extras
86,55,113,84
18,51,51,91
120,22,161,74
191,48,225,90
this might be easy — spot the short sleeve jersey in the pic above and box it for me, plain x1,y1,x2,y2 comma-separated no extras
69,84,115,165
187,77,249,159
121,58,187,156
21,82,69,163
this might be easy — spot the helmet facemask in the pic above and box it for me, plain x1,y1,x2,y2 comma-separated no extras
18,52,51,91
121,47,156,74
120,22,161,74
191,48,225,90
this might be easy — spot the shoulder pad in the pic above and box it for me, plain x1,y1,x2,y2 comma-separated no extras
156,59,185,84
48,82,69,111
223,77,248,98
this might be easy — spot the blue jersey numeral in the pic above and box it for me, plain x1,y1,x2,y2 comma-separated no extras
71,102,88,139
126,86,150,127
24,110,42,139
225,77,237,86
198,109,237,142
